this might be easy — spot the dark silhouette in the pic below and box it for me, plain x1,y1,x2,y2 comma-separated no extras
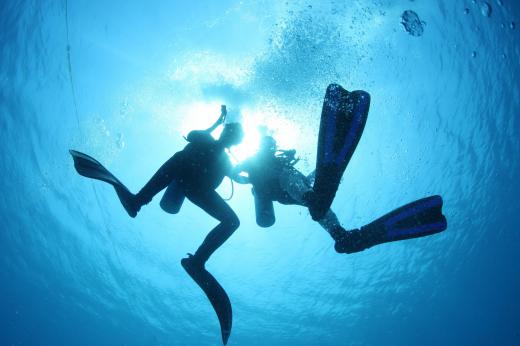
70,84,448,345
130,108,243,268
70,105,242,345
234,135,447,253
233,135,353,249
231,84,447,254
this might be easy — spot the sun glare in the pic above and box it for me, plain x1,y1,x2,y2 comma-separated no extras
178,101,224,136
179,101,301,164
229,106,300,163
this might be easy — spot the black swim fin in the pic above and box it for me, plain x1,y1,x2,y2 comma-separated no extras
69,150,138,217
181,255,232,345
335,195,447,253
307,83,370,221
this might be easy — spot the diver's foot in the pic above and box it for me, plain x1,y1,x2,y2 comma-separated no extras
181,253,205,273
114,186,140,218
333,228,368,254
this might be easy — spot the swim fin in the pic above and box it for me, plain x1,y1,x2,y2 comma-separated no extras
181,255,232,345
69,150,138,217
335,195,447,253
307,83,370,221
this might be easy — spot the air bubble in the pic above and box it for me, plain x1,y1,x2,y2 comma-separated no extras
116,133,125,149
481,2,492,17
471,51,477,58
511,22,516,30
401,10,425,36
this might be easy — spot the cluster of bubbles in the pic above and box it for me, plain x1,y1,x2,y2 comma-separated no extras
402,1,515,60
401,10,425,37
480,2,492,17
465,1,516,59
464,0,515,26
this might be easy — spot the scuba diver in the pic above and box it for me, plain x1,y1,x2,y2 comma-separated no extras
233,84,447,254
233,135,354,251
70,105,241,345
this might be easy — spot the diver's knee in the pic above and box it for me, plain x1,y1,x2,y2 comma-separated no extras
135,191,152,207
227,214,240,230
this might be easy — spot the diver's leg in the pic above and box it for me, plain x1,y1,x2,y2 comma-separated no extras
185,190,240,266
305,170,316,185
180,190,236,345
278,167,312,202
314,207,353,245
317,209,341,234
279,167,347,241
134,154,181,208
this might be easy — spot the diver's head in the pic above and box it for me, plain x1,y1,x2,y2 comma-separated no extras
259,135,277,154
219,122,244,148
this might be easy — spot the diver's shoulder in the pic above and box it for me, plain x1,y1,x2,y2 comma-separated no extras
186,130,216,144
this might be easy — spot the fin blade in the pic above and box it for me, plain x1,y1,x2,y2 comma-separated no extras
69,150,137,217
360,195,448,248
182,259,232,345
310,84,371,220
69,149,124,187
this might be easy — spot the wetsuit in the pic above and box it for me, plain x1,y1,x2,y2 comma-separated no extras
237,153,342,237
136,130,239,264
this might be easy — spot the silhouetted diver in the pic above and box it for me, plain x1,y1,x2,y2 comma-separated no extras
70,106,241,345
231,84,447,253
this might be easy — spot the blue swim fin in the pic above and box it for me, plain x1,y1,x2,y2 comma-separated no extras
181,255,232,345
307,84,370,220
335,195,447,253
69,150,138,217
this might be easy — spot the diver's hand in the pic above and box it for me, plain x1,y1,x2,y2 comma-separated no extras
219,105,227,123
280,149,296,159
206,105,227,133
277,149,299,166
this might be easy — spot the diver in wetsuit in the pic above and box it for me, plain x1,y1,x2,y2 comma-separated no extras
70,106,244,268
234,135,352,252
235,133,447,254
232,83,446,254
131,107,244,268
70,105,242,344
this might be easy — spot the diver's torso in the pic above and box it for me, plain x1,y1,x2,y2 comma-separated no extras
177,134,231,191
246,155,297,204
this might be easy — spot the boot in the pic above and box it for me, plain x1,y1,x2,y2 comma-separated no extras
332,227,371,254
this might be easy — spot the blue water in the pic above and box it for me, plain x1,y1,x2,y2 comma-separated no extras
1,1,519,345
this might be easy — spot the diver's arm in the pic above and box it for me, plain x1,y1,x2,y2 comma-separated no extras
185,105,227,142
277,149,299,166
229,164,250,184
205,105,227,133
232,173,250,184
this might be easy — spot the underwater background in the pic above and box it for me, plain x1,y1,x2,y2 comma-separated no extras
1,0,519,345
